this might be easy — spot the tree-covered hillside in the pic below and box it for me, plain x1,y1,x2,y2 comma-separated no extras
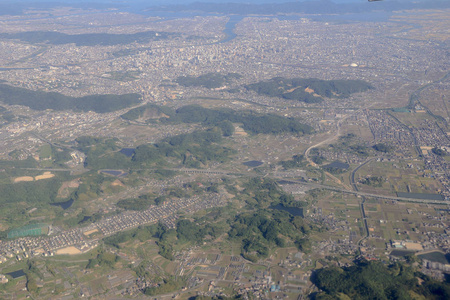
246,77,373,103
175,73,242,89
120,104,175,121
313,260,450,300
0,84,141,113
123,104,313,135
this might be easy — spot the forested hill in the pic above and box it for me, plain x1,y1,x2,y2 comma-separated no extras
0,84,141,113
246,77,373,103
122,104,313,135
175,73,242,89
313,260,450,300
120,104,174,121
0,31,178,46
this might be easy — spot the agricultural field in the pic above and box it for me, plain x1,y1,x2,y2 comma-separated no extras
353,160,445,195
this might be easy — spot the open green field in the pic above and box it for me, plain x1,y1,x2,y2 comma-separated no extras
38,144,52,160
390,111,432,127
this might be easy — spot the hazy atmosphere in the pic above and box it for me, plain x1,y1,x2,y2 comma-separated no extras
0,0,449,299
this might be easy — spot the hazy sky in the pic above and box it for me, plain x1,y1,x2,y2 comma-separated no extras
0,0,413,3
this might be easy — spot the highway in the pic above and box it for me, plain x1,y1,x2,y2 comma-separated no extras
349,158,375,246
277,178,449,205
173,167,449,205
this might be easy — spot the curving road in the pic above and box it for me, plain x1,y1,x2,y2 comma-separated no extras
304,115,353,190
349,158,375,246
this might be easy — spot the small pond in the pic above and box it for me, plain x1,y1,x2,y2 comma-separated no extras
6,269,26,279
242,160,263,167
120,148,135,157
50,199,74,210
270,204,303,217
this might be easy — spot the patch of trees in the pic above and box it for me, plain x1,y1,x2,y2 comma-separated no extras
322,161,349,174
0,177,61,204
0,84,141,113
86,151,132,170
76,130,236,171
104,223,165,249
246,77,372,103
75,136,129,169
24,260,44,294
86,249,119,269
157,241,174,261
144,276,186,296
360,176,383,187
227,178,312,261
78,213,102,225
432,147,447,156
313,260,450,300
131,128,236,168
228,209,310,262
0,109,16,125
175,72,242,89
63,209,103,227
312,157,325,165
116,197,152,211
0,156,37,169
67,172,109,203
348,144,370,157
116,193,163,211
0,30,177,46
279,154,305,169
103,222,177,260
176,219,222,244
327,133,370,158
241,114,312,135
295,238,312,253
311,152,326,165
277,193,306,209
133,262,154,279
217,120,235,136
373,142,394,153
241,178,306,209
240,178,284,208
50,146,73,166
121,218,224,261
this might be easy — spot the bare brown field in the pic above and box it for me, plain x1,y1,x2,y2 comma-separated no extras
111,179,125,187
56,246,82,255
13,176,34,183
57,179,81,198
13,172,55,183
83,229,99,236
35,171,55,180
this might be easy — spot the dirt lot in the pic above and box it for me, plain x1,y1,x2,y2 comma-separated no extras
56,246,82,255
35,172,55,180
13,176,34,183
